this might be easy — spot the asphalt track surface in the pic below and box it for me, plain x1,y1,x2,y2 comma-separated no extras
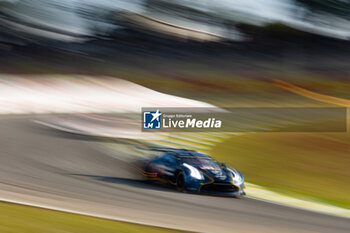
0,116,350,233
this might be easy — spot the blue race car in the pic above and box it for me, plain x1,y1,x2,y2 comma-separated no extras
140,148,245,197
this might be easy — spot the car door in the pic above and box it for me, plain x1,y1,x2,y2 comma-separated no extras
158,153,177,180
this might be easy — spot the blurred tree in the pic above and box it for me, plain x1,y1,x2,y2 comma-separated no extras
295,0,350,19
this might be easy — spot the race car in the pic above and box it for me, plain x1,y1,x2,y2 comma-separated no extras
139,148,245,197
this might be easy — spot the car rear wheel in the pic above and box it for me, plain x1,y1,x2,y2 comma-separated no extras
176,172,185,192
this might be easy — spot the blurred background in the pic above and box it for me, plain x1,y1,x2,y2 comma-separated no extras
0,0,350,232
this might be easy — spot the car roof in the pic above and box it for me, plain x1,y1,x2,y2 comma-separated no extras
167,150,210,160
174,151,209,159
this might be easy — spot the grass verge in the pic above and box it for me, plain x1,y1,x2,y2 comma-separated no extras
210,132,350,209
0,201,190,233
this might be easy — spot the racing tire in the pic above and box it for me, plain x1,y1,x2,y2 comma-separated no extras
176,172,185,192
233,192,245,199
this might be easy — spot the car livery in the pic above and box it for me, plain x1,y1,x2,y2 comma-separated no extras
139,148,245,197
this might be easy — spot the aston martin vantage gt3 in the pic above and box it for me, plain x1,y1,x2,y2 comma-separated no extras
141,148,245,197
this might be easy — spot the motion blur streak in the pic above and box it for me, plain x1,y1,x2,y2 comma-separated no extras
0,75,213,114
2,0,350,44
1,0,350,233
274,79,350,107
0,117,349,233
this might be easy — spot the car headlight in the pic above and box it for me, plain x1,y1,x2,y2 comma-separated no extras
229,168,244,185
183,163,204,180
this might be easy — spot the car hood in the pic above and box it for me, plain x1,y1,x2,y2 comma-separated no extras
198,166,232,182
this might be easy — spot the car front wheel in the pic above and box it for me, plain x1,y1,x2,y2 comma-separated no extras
176,172,185,192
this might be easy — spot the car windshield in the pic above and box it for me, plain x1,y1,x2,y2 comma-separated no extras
183,157,220,170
